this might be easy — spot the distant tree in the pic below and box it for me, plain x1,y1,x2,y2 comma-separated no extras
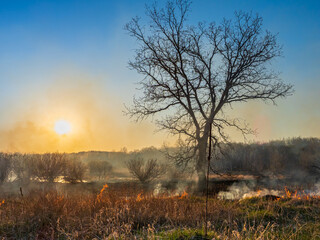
88,160,113,180
120,147,128,154
126,158,166,184
11,153,33,183
31,153,67,182
64,158,87,183
0,153,12,183
125,0,293,191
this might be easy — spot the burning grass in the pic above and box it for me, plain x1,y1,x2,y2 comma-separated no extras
0,185,319,239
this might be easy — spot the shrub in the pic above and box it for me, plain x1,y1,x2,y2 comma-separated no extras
126,158,166,184
64,158,87,183
30,153,67,182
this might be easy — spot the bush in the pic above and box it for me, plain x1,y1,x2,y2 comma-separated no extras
30,153,67,182
64,158,87,183
126,158,166,184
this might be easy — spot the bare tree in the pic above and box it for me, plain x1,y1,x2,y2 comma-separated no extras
125,0,293,190
126,158,166,184
64,158,87,183
31,153,67,182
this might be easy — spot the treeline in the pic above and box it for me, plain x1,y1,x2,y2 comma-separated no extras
74,146,166,168
214,138,320,179
0,147,166,185
0,153,113,184
1,138,319,184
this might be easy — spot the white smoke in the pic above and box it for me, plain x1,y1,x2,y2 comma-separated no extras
218,181,320,200
218,182,255,200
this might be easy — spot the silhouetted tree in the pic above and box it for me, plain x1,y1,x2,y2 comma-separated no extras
64,158,87,183
126,158,166,184
125,0,293,190
31,153,67,182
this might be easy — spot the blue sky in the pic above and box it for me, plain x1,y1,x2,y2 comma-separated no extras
0,0,319,152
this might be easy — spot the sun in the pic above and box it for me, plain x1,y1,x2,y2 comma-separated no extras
54,120,71,135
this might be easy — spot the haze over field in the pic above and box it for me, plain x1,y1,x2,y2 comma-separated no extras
0,1,320,239
0,0,319,153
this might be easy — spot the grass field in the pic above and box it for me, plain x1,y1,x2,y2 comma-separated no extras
0,183,319,239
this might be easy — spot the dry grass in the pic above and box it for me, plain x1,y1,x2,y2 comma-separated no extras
0,184,319,239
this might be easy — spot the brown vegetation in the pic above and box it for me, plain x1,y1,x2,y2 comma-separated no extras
63,158,87,183
30,153,67,182
0,185,319,239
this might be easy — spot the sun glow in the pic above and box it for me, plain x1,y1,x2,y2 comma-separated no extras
54,120,71,135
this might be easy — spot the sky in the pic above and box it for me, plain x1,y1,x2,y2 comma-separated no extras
0,0,319,153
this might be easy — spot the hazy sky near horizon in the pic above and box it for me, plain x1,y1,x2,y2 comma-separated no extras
0,0,319,153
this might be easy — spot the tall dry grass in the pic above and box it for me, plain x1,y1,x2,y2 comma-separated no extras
0,184,319,239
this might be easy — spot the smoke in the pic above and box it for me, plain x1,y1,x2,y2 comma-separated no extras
153,181,191,196
314,182,320,196
217,181,255,200
0,68,176,153
0,121,59,153
223,88,320,143
217,183,283,200
217,180,320,200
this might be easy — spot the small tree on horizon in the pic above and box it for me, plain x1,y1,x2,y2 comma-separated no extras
126,158,166,184
64,158,87,183
30,153,67,182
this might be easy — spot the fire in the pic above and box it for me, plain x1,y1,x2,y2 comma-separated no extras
97,184,108,202
0,200,4,206
136,192,143,201
284,187,291,198
239,186,320,201
179,190,188,199
136,190,188,201
282,187,320,200
260,187,320,201
156,190,188,200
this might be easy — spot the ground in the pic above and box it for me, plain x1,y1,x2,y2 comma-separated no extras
0,182,319,239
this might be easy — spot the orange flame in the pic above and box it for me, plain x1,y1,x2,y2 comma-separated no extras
179,191,188,199
97,184,108,202
244,187,320,201
256,190,262,197
136,192,143,201
282,187,320,200
284,187,291,198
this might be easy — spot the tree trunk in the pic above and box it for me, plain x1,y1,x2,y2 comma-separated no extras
196,137,208,194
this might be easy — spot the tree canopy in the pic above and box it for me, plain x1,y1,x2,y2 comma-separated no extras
125,0,293,190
